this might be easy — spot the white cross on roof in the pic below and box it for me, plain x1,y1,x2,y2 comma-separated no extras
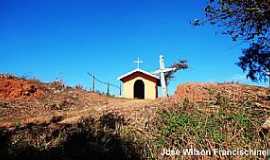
133,57,143,69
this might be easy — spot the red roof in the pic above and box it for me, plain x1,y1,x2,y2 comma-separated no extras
118,69,160,86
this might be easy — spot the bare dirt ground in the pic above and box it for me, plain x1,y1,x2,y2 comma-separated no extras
0,75,270,160
174,82,270,107
0,89,155,127
0,75,269,129
0,75,167,129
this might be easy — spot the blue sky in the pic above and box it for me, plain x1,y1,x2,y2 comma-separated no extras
0,0,267,95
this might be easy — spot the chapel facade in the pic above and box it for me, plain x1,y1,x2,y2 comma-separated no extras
118,69,160,99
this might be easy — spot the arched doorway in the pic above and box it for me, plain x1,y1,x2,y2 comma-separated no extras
134,80,145,99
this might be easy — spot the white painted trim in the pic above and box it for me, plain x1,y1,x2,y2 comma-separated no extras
117,68,160,80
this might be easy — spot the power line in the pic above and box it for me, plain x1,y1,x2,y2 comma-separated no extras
87,73,121,96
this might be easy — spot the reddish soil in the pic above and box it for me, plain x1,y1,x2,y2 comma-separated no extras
174,82,270,105
0,75,269,129
0,75,48,101
0,75,157,128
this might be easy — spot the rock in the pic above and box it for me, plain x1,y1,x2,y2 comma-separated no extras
50,115,64,123
262,117,270,130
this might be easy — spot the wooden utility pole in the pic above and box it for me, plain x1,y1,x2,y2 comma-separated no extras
119,82,122,96
107,83,110,96
92,75,95,92
268,72,270,89
88,73,96,92
88,72,122,96
265,71,270,89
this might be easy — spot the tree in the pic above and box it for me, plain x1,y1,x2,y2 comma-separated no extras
165,59,188,84
196,0,270,82
237,41,270,82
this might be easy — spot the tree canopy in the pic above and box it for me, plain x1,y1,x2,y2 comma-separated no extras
197,0,270,82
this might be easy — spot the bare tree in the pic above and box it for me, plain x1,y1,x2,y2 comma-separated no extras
165,59,188,84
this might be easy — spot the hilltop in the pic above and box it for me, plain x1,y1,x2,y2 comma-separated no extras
174,82,270,107
0,74,154,128
0,75,269,160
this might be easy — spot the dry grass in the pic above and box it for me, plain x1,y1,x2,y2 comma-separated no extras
0,75,269,159
147,94,270,160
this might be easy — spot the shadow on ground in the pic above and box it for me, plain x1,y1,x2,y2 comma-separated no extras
0,113,144,160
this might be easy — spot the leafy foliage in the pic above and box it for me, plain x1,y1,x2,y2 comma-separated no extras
203,0,270,41
198,0,270,82
237,41,270,81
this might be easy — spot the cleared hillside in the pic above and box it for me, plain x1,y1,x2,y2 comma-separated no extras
0,75,269,160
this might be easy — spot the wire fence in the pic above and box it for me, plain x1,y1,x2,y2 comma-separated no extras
87,73,121,96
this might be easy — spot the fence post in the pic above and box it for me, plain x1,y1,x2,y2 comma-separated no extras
92,75,95,92
269,75,270,89
119,82,122,96
88,72,121,96
107,83,110,96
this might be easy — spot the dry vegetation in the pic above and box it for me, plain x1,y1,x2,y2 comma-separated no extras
0,74,269,160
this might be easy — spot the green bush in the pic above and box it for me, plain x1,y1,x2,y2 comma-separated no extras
153,97,268,158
